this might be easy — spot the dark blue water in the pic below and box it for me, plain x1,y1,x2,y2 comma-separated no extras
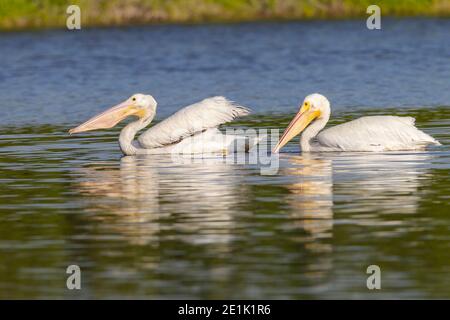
0,18,449,127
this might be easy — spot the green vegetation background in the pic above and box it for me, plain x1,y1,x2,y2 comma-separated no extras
1,0,449,30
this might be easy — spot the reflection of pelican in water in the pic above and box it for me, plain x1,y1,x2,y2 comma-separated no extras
74,156,247,246
75,157,161,245
281,154,333,244
281,151,433,241
331,152,433,216
278,154,334,283
278,152,433,285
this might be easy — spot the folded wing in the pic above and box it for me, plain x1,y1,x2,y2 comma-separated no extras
316,116,440,151
138,96,250,149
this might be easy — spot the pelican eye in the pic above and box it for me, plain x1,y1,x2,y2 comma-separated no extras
132,97,136,102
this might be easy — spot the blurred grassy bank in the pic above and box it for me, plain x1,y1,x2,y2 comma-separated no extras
1,0,450,31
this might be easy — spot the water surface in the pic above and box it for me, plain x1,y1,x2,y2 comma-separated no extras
0,19,449,299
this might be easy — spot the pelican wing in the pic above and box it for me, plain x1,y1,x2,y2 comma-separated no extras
316,116,440,151
138,96,250,148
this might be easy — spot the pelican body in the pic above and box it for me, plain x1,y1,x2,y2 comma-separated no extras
274,94,440,153
69,94,255,155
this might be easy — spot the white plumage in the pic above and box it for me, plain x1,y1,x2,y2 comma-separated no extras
69,94,256,156
315,116,440,151
274,93,441,153
138,96,250,149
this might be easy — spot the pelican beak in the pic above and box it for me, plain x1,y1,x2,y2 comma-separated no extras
69,101,144,134
273,104,321,153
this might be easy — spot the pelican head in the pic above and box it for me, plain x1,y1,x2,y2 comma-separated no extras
273,93,330,153
69,94,157,134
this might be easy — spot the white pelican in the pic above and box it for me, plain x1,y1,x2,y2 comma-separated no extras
69,94,256,155
273,93,441,153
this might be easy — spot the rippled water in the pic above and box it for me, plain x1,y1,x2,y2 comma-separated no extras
0,19,449,299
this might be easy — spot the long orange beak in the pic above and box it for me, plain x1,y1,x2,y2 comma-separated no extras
273,105,321,153
69,101,144,134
